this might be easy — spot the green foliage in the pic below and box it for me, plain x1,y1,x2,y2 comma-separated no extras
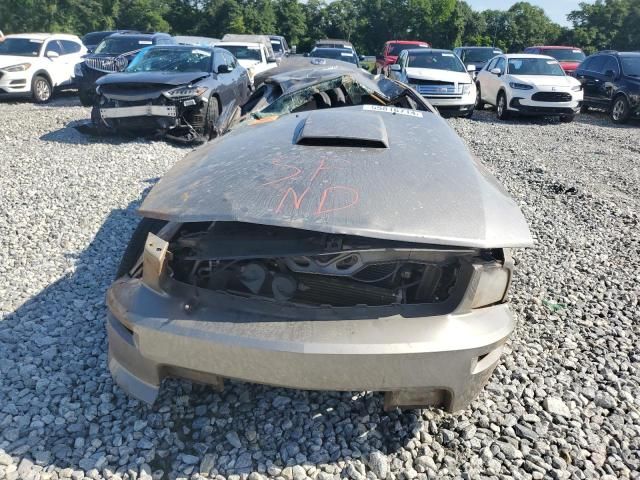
0,0,637,54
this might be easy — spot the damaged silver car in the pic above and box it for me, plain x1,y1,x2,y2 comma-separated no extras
107,65,532,411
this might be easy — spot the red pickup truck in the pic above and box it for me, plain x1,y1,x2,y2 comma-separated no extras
523,46,586,76
376,40,430,74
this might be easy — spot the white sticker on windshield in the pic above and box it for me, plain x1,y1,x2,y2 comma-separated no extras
363,105,423,118
547,60,559,64
341,52,353,57
442,53,454,57
192,49,211,56
572,49,581,53
271,40,279,44
30,39,44,43
139,40,153,45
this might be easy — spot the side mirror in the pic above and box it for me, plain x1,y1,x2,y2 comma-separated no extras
466,64,476,72
490,67,502,76
359,55,365,62
389,64,402,72
46,51,60,59
217,64,231,74
267,56,277,63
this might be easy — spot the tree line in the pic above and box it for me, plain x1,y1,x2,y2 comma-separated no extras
0,0,638,54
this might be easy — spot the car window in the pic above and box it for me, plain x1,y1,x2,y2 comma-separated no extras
586,55,606,73
0,38,44,57
495,57,506,73
407,51,466,72
601,56,619,76
60,40,82,55
224,51,236,69
45,40,63,56
507,57,564,76
486,57,498,70
213,51,226,72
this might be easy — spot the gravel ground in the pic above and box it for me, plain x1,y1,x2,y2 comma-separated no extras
0,96,638,480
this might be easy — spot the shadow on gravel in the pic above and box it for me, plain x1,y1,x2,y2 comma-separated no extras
0,188,426,478
0,90,80,108
471,107,639,128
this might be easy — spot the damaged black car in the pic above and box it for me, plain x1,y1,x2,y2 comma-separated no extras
90,45,251,143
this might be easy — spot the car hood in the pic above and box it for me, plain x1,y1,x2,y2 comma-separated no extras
139,106,532,248
406,67,472,83
509,74,577,88
238,59,261,69
96,71,210,87
0,55,36,68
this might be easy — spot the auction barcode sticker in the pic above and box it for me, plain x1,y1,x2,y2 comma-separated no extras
363,105,423,118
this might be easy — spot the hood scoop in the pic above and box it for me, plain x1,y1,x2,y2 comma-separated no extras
295,109,389,148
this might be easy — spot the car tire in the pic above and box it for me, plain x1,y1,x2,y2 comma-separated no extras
115,218,169,279
79,89,94,107
90,102,110,135
560,114,575,123
580,103,589,114
496,91,510,120
205,95,220,140
610,95,631,124
475,85,484,110
32,75,52,103
463,109,474,119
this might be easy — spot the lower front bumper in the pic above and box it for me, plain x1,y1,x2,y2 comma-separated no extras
510,97,581,116
106,278,515,411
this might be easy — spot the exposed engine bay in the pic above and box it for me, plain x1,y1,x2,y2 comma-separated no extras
155,222,497,309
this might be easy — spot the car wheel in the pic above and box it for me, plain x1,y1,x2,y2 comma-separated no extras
560,114,575,123
115,218,169,279
90,102,110,135
475,85,484,110
205,95,220,140
463,109,474,119
79,89,94,107
580,103,589,114
496,91,510,120
32,75,52,103
610,95,631,124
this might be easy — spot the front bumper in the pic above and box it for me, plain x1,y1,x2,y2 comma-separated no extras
417,88,476,115
0,70,32,96
107,272,515,411
100,104,177,119
509,90,582,116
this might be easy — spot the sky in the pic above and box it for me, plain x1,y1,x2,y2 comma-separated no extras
465,0,593,26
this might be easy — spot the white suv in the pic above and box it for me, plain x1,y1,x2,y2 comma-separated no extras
476,53,583,122
0,33,86,103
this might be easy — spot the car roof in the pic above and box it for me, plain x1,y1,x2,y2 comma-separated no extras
528,45,582,50
457,46,502,50
7,33,81,41
595,50,640,57
502,53,555,59
217,41,262,47
403,48,454,54
108,32,170,39
312,47,354,53
316,39,353,45
386,40,429,45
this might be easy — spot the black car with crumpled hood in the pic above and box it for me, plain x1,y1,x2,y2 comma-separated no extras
76,32,175,106
91,45,250,143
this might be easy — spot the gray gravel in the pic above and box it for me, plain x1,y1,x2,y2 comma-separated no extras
0,98,639,480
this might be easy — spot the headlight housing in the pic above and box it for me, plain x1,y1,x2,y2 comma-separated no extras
163,86,208,98
3,63,32,72
471,263,511,309
462,83,473,94
509,82,533,90
571,85,582,91
74,63,84,76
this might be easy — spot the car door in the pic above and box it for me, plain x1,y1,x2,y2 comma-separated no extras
577,55,605,106
212,51,232,108
597,55,620,105
476,57,495,103
42,40,67,86
484,56,504,104
224,51,244,105
59,40,84,85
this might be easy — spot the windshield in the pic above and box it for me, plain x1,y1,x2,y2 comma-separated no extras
620,57,640,77
311,49,358,65
126,47,212,72
271,40,283,53
408,51,466,72
219,45,261,61
389,43,428,56
83,32,112,46
461,49,501,64
0,38,43,57
508,58,565,76
95,37,150,55
542,49,585,62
